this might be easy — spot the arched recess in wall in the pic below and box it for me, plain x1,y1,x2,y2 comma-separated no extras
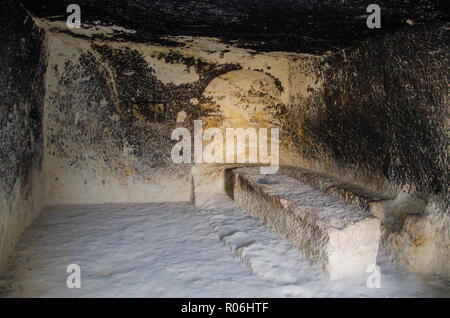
201,69,283,129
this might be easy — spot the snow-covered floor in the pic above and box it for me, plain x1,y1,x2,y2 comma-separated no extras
1,196,448,297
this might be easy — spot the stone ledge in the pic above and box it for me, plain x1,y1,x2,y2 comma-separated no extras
233,167,381,280
280,167,393,222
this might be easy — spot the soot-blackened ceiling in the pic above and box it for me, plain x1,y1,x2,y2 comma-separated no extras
20,0,449,53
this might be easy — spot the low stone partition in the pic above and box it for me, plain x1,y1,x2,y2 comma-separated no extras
233,167,381,280
280,167,393,222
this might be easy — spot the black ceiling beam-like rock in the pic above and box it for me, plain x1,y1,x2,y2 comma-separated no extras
19,0,449,53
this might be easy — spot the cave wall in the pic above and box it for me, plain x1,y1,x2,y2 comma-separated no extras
41,33,193,204
284,22,449,209
0,6,446,278
0,1,47,272
38,22,319,205
279,23,449,278
37,20,449,212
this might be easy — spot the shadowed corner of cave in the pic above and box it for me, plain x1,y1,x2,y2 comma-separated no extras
0,0,449,298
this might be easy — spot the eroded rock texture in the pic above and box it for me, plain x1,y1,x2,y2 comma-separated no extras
294,23,449,205
0,1,448,279
37,25,310,205
386,201,450,278
19,0,449,53
0,0,47,272
233,167,381,280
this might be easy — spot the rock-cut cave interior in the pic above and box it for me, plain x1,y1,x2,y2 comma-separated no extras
0,0,448,298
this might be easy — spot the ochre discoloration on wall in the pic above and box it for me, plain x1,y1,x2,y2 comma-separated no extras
38,21,448,213
202,69,283,128
2,10,447,279
38,22,317,205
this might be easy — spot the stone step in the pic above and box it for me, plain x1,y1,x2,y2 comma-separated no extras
280,167,394,221
196,194,327,288
232,167,381,280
